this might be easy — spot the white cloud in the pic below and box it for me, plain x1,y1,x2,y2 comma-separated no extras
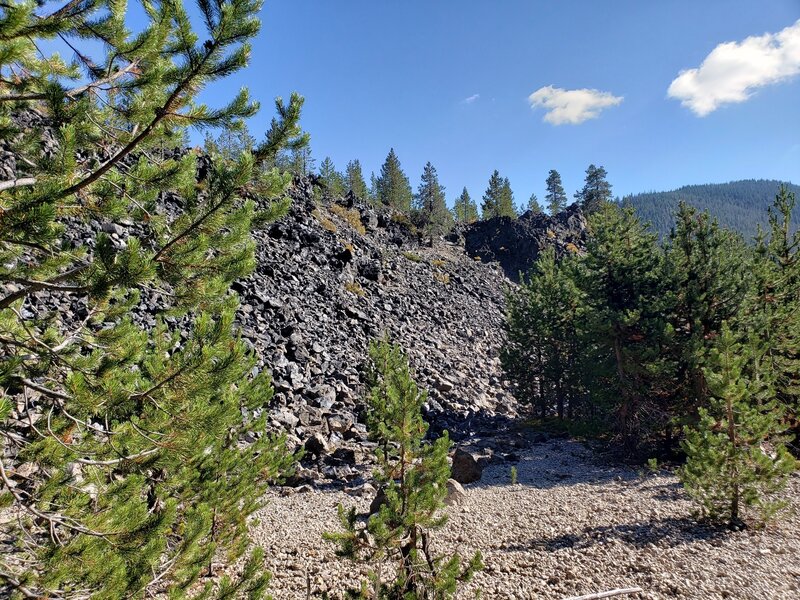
527,86,623,125
461,93,480,104
668,19,800,116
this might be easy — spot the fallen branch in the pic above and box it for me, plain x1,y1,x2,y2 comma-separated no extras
563,588,644,600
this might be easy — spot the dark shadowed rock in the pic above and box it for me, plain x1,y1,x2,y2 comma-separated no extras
451,448,483,484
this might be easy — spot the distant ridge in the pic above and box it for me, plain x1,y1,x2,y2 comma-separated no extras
622,179,800,240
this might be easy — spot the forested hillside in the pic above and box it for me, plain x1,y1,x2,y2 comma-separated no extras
623,180,800,239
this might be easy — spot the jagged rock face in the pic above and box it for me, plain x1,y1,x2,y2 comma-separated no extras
234,184,520,482
463,206,587,281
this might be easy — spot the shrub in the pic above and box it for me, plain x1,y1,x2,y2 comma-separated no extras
402,251,422,262
331,204,366,235
312,209,338,232
344,281,365,297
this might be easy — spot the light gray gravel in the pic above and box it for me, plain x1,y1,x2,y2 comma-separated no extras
242,439,800,599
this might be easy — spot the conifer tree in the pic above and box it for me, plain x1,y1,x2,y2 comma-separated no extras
453,187,478,223
743,186,800,446
545,169,568,215
318,156,346,197
503,248,585,420
581,204,670,451
481,170,515,219
680,324,796,526
575,164,612,214
665,203,749,437
376,148,413,212
345,159,369,200
0,1,302,596
413,162,452,242
325,340,482,599
526,193,542,215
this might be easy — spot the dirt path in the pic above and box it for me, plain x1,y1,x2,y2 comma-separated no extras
245,439,800,599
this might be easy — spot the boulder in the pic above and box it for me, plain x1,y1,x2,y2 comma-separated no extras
444,478,467,506
451,448,483,484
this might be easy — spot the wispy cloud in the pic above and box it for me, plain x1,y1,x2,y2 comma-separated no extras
461,93,480,105
527,86,623,125
668,19,800,116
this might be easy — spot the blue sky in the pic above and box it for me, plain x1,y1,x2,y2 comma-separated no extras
206,1,800,205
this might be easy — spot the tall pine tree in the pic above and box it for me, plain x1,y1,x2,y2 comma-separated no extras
376,148,413,212
575,164,613,214
481,170,516,219
413,162,453,242
453,187,479,223
345,159,369,200
545,169,568,215
318,156,345,197
0,1,301,596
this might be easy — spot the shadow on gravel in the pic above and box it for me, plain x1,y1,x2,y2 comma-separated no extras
505,517,728,552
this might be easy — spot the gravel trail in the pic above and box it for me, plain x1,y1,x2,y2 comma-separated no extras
246,439,800,599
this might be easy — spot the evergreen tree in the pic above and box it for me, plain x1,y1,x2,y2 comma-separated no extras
503,248,585,420
526,193,542,215
481,170,516,219
0,1,301,596
318,156,346,197
581,204,670,451
413,162,453,242
545,169,568,215
743,186,800,446
664,203,749,441
376,148,413,212
369,171,380,205
680,324,796,526
575,164,613,214
345,159,369,200
453,187,479,223
204,123,256,163
325,340,482,598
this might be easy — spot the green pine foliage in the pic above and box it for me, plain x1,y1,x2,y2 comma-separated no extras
453,187,479,223
526,193,542,215
0,1,302,596
318,156,346,197
345,159,370,201
679,324,796,526
545,169,568,216
413,162,453,242
481,170,516,219
325,340,482,599
574,164,613,214
376,148,413,212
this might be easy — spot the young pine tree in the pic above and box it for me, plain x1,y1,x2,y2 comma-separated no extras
545,169,568,215
453,187,478,223
325,340,482,599
376,148,413,212
680,324,796,526
481,170,515,219
0,1,302,596
526,193,542,215
413,162,453,243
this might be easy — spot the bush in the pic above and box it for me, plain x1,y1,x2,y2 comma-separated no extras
331,204,367,235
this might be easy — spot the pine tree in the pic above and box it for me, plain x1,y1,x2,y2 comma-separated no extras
526,193,542,215
453,187,478,223
481,170,515,219
376,148,413,212
581,204,670,452
318,156,346,197
503,248,585,420
0,1,301,596
345,159,369,200
325,340,482,598
413,162,453,242
204,123,256,164
680,324,796,526
575,164,613,214
545,169,568,215
743,186,800,446
664,202,749,441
